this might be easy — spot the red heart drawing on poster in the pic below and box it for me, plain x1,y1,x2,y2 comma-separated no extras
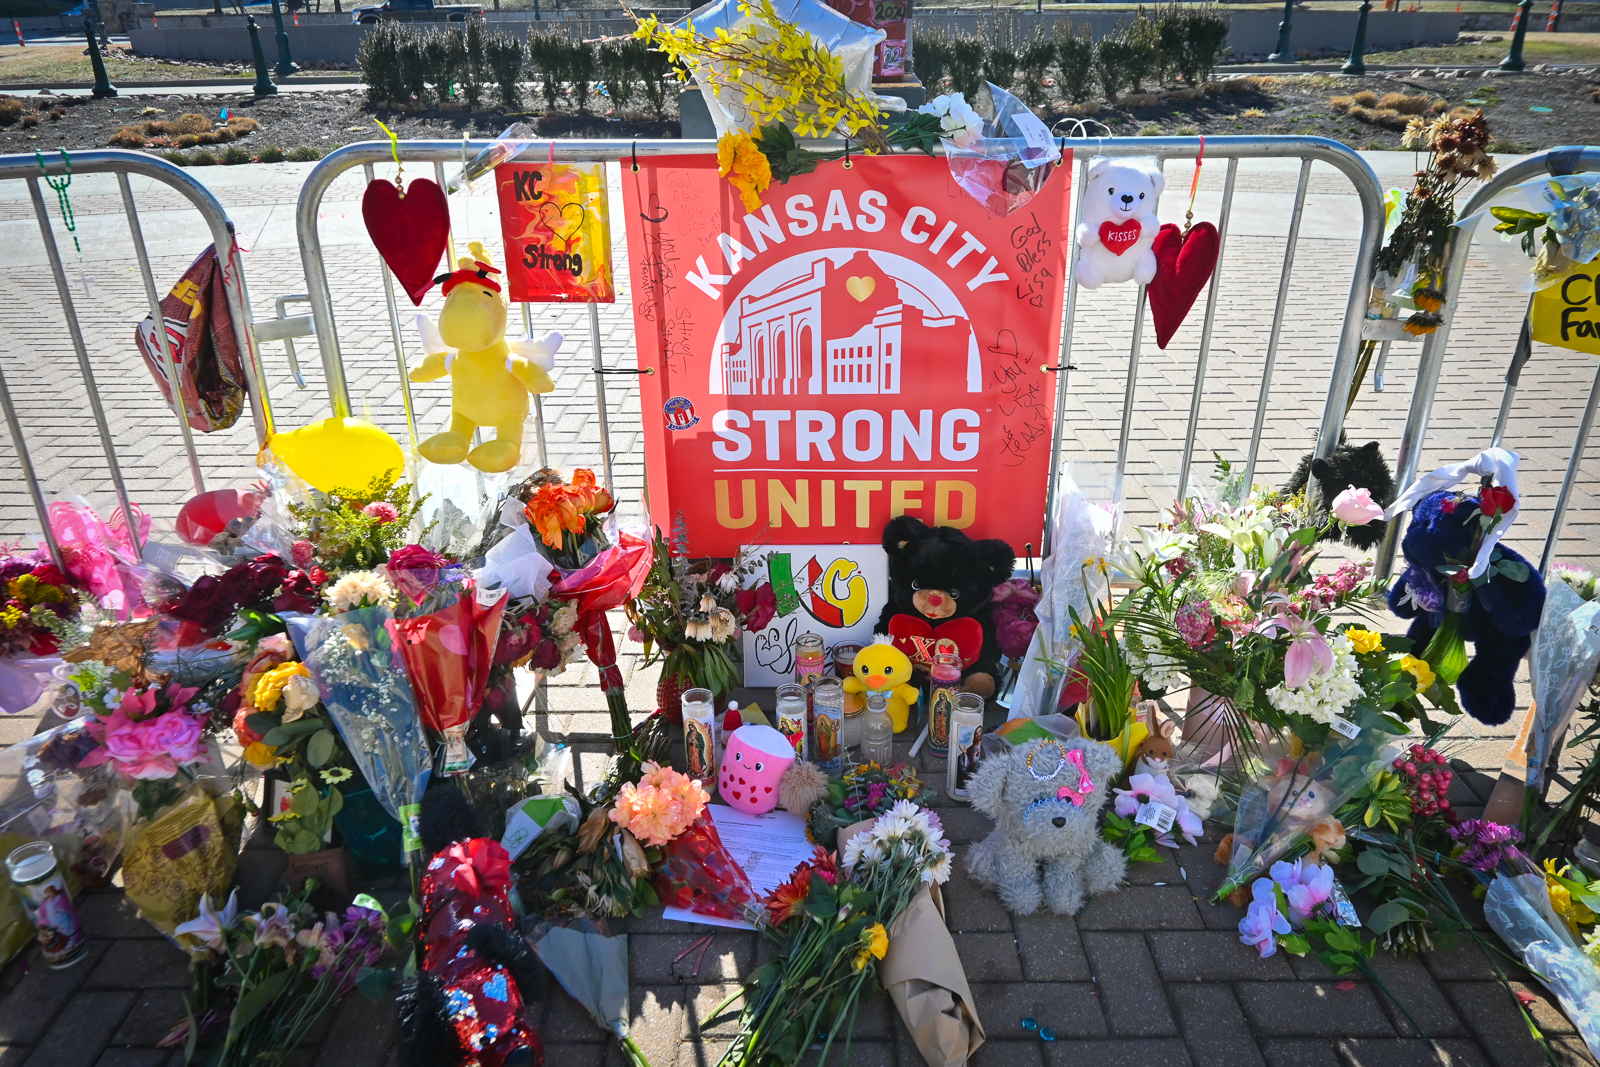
361,177,451,306
1148,222,1220,350
1099,219,1142,256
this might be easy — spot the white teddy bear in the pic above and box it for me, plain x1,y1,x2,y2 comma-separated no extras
1075,157,1164,289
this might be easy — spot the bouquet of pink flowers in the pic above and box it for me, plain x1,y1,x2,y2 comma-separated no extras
80,681,207,780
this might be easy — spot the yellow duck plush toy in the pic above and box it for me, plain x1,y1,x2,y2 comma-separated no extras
844,635,920,733
409,241,562,473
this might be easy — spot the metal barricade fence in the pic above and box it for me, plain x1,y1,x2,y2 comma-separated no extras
0,148,274,572
1378,145,1600,583
295,136,1387,557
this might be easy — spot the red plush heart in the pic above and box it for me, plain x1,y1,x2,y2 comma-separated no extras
1148,222,1220,350
361,178,451,306
886,614,984,669
1099,219,1142,257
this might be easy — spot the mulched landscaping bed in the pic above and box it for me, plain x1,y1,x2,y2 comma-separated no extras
0,67,1595,160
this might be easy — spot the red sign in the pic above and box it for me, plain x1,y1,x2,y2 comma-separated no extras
495,161,615,303
621,153,1071,557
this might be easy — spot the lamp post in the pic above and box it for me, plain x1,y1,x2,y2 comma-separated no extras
1500,0,1534,70
1341,0,1371,75
1268,0,1296,62
84,18,116,97
248,16,279,95
270,0,299,78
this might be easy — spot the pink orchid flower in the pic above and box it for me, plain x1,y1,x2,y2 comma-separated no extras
1257,611,1332,689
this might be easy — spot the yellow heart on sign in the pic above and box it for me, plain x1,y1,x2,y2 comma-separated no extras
268,417,405,493
1532,257,1600,355
845,275,876,302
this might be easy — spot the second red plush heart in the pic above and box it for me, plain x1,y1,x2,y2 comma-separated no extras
1148,221,1220,349
362,177,451,306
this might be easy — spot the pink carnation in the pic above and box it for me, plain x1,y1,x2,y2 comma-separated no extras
291,540,316,568
362,502,399,524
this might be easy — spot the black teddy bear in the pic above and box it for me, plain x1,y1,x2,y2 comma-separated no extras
877,515,1015,698
1387,489,1545,726
1283,438,1397,551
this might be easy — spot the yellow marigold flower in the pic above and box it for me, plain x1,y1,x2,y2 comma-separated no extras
1345,628,1384,654
1400,655,1436,693
716,130,771,213
252,662,311,712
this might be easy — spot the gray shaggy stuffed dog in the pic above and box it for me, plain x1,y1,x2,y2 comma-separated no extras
965,737,1127,915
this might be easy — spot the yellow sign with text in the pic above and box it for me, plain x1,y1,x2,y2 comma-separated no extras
1532,259,1600,355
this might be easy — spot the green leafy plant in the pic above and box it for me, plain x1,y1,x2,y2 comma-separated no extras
1343,769,1413,833
1016,31,1055,107
286,470,430,574
565,34,597,112
527,29,567,109
1054,23,1097,104
1102,812,1161,863
913,28,950,91
597,37,641,112
461,17,489,109
1122,13,1162,91
270,774,345,855
355,19,406,104
484,25,525,110
947,33,986,98
1094,36,1137,102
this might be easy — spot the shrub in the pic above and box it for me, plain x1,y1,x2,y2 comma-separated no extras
1122,92,1159,108
0,96,21,127
444,26,469,103
527,29,566,109
482,27,524,110
1329,94,1354,113
1094,36,1136,101
1139,123,1163,135
980,11,1021,92
1243,106,1266,117
161,149,188,165
566,36,597,111
424,30,455,102
598,37,640,112
257,144,287,162
189,149,217,166
221,145,251,164
109,126,144,147
1016,31,1055,107
399,30,431,103
287,145,323,161
356,20,406,104
947,33,986,98
48,106,63,120
460,17,488,109
913,30,950,92
1171,6,1228,83
1351,89,1378,106
1053,23,1096,104
1429,98,1448,113
638,42,676,119
1123,13,1161,90
227,116,259,135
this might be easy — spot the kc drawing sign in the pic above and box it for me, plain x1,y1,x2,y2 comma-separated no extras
622,154,1071,557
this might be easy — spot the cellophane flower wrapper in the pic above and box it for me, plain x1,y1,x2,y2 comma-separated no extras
1223,734,1403,894
0,718,127,885
653,811,763,924
390,588,507,775
47,497,152,620
1483,872,1600,1058
1527,580,1600,793
1011,468,1116,720
287,606,430,838
943,82,1063,216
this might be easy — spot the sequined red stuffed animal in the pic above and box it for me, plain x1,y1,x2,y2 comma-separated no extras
397,788,545,1067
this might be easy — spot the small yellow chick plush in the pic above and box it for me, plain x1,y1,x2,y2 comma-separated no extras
843,635,920,733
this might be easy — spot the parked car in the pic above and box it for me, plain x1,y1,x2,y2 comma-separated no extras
350,0,480,22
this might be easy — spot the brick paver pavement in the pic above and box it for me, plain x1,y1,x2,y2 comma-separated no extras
0,149,1593,1067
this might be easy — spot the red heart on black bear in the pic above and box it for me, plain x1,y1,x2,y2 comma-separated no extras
887,615,983,670
361,177,451,307
1148,222,1220,350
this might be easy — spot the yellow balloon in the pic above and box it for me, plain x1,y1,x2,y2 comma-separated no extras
268,417,405,493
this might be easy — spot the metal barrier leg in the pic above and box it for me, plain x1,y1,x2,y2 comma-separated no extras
522,304,550,470
590,302,615,493
1539,356,1600,575
1041,156,1088,559
1177,157,1240,498
1242,158,1312,495
0,358,65,571
1373,340,1391,392
118,172,204,497
216,222,275,446
366,163,420,452
28,176,141,558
